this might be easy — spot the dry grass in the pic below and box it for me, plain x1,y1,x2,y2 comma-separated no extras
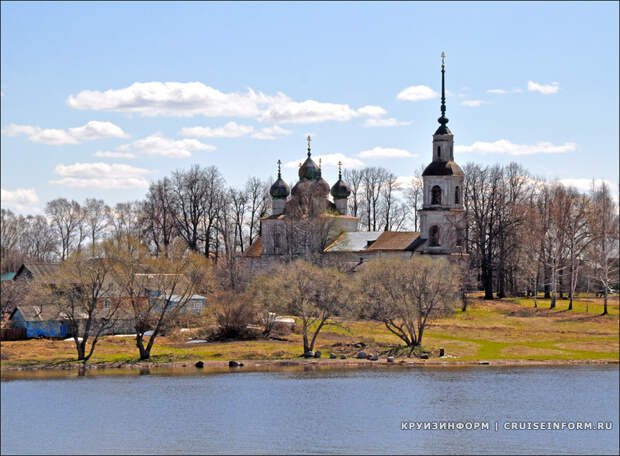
1,295,618,368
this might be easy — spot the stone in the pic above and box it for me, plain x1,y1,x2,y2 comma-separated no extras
387,356,395,363
303,351,314,358
439,348,445,357
195,361,204,368
329,353,337,359
314,351,322,358
419,354,429,360
239,362,244,367
228,360,240,368
356,351,368,359
369,354,379,361
340,355,347,359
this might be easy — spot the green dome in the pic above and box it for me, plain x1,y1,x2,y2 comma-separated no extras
270,177,290,199
298,157,321,181
330,178,351,199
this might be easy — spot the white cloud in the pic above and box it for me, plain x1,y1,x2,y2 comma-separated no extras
118,132,215,158
461,100,484,107
358,147,416,159
93,150,136,159
2,121,128,145
66,81,379,125
394,175,423,190
527,80,560,95
455,139,578,156
487,88,523,94
396,85,439,101
251,125,292,140
50,162,152,189
356,105,387,118
363,118,412,127
557,178,615,193
179,121,255,138
1,187,40,213
259,97,361,124
68,121,129,140
284,153,364,170
2,124,78,145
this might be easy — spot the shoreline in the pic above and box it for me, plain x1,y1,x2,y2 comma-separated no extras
2,357,618,376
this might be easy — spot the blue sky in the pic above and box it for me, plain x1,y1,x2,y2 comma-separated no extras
1,1,618,213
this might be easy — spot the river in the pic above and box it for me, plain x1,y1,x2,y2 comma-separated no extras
1,365,618,454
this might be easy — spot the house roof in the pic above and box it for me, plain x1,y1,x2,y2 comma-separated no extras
243,237,263,258
166,294,206,302
1,272,16,281
15,263,60,279
364,232,422,251
11,305,63,321
324,231,383,252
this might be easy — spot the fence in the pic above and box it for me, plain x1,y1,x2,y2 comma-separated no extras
0,327,27,341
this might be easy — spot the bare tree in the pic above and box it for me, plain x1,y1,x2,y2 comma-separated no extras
244,177,270,245
83,198,109,256
249,260,352,354
343,168,364,218
33,250,121,363
356,256,458,348
140,178,177,257
110,237,211,360
587,182,619,315
45,198,83,260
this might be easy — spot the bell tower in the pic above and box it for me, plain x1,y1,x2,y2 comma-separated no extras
418,52,466,254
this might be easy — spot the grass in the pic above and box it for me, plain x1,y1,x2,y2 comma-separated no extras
1,295,618,368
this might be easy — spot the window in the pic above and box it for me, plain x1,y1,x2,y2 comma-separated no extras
437,146,441,158
429,225,440,246
103,299,110,309
192,300,203,313
431,185,442,205
454,186,461,204
456,228,464,247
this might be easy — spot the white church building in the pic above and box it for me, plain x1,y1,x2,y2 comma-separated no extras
244,54,466,267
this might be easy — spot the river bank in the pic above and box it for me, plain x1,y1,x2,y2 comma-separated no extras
2,296,618,375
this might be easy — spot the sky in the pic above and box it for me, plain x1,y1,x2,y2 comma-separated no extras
1,1,619,214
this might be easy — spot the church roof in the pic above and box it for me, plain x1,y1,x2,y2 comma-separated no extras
365,232,421,251
422,160,464,176
324,231,383,253
243,237,263,258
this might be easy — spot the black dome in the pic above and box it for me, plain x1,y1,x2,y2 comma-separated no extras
422,160,464,177
270,177,290,198
330,178,351,199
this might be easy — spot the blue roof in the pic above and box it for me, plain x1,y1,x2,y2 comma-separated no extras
1,272,16,281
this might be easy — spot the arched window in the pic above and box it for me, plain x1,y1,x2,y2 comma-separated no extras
431,185,442,205
437,146,441,158
429,225,440,246
454,186,461,204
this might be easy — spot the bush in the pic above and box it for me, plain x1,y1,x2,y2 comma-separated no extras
213,294,257,340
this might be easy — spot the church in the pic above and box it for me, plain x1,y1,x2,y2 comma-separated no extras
244,55,466,268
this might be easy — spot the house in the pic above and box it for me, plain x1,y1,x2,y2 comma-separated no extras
1,272,16,281
151,293,207,315
9,305,72,338
13,263,60,282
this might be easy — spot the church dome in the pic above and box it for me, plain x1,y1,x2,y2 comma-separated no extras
270,176,290,199
422,160,464,177
330,178,351,199
298,156,321,181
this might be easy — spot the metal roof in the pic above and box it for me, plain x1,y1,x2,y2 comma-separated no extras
1,272,16,281
324,231,383,252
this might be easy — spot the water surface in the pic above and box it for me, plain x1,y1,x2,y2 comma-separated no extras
2,366,618,454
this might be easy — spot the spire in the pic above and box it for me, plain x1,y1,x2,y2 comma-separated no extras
318,158,322,177
435,51,451,135
307,135,312,157
338,160,342,180
277,159,282,179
